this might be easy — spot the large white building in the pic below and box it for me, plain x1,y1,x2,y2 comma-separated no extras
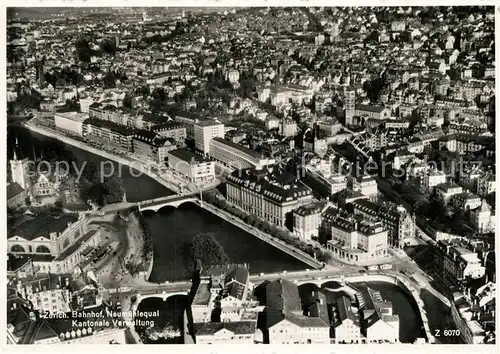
194,121,225,155
293,201,329,241
54,112,88,136
209,138,275,171
189,264,264,344
326,217,389,263
226,167,313,228
352,174,378,200
8,214,102,274
265,279,330,344
356,287,399,343
167,148,215,184
332,296,361,343
422,168,447,192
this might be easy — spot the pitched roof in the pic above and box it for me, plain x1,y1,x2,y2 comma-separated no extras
265,279,329,329
335,296,360,327
193,321,256,336
7,182,25,200
8,214,79,241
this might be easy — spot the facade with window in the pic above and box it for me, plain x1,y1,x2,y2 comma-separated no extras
266,279,330,344
8,214,102,274
226,167,313,227
167,148,215,184
326,217,389,263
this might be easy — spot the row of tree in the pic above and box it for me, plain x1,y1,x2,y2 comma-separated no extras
202,192,332,264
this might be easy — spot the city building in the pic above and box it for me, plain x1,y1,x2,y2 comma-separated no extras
332,296,361,343
152,122,187,145
450,282,495,344
279,119,297,137
422,169,447,192
132,131,177,164
302,164,347,199
435,183,464,204
326,217,389,263
83,118,135,152
434,240,486,285
14,273,72,315
476,172,495,197
226,167,313,227
470,200,495,233
354,105,391,121
352,174,378,201
451,192,482,211
167,148,215,185
355,287,399,343
265,279,330,344
209,137,275,171
194,121,225,155
7,182,28,210
54,112,88,136
10,148,31,191
7,214,102,274
345,89,355,126
292,200,329,241
352,200,416,248
189,264,264,344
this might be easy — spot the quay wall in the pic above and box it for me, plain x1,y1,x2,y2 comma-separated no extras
195,200,323,269
23,123,181,192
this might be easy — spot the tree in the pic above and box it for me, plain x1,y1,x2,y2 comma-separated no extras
123,94,133,109
103,176,124,204
182,232,230,273
316,250,333,263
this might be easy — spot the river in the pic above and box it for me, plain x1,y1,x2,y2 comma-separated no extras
9,125,435,344
8,126,309,281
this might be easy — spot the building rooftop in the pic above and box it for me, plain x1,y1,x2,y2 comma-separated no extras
168,148,210,164
193,321,256,336
84,117,135,136
7,182,25,200
55,229,99,261
335,295,360,327
227,167,312,203
55,111,88,122
8,214,79,241
294,200,328,217
266,279,329,329
195,120,223,127
356,104,387,113
211,137,264,159
192,282,212,307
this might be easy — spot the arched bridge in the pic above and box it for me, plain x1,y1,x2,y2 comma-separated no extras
137,194,198,212
130,291,189,319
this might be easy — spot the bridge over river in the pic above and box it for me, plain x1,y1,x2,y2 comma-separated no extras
118,268,442,343
86,193,200,215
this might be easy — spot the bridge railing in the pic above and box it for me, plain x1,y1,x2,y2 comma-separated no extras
138,193,199,208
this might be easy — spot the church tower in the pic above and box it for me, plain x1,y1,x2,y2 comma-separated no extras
345,88,355,126
10,137,31,190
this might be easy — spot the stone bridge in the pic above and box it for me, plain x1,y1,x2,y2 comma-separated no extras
130,291,189,318
137,194,198,212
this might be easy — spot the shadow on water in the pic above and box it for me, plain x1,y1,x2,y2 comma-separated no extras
145,203,309,283
135,295,188,344
420,289,462,344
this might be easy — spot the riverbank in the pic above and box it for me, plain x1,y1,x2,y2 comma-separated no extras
23,122,182,193
196,200,323,269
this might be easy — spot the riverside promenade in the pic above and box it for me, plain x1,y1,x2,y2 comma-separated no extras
194,200,324,269
23,122,183,193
